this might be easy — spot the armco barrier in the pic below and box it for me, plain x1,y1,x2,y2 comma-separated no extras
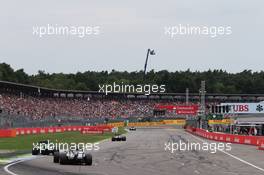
163,119,186,125
127,122,164,127
107,122,124,127
0,129,16,138
186,127,264,150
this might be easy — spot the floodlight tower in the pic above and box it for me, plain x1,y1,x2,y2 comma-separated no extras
186,88,189,105
143,49,155,80
199,81,206,128
186,88,189,120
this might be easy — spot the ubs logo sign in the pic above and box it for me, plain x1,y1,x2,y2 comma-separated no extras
232,104,249,112
222,103,264,114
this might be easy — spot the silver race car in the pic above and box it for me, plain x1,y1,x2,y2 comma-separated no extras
53,148,92,165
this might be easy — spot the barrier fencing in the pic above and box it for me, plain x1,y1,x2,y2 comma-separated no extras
0,119,186,138
186,126,264,150
0,125,113,138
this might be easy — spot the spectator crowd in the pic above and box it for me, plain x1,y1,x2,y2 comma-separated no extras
0,93,194,121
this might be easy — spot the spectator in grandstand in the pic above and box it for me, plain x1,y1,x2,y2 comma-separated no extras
0,93,208,123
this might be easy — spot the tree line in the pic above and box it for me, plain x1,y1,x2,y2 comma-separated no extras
0,62,264,94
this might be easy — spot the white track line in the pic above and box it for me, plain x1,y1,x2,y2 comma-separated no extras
2,135,119,175
185,131,264,173
4,156,38,175
4,160,25,175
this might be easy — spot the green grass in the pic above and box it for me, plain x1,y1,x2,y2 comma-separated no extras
0,127,126,151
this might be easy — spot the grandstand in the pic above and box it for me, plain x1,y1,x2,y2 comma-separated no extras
1,80,264,128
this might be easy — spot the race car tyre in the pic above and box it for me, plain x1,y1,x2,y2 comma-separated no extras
32,149,39,155
122,137,126,141
53,151,60,163
112,138,116,141
52,149,59,155
84,154,92,165
40,149,49,155
59,153,68,165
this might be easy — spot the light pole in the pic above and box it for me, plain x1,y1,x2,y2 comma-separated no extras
143,49,155,80
199,81,206,129
186,88,189,120
186,88,189,105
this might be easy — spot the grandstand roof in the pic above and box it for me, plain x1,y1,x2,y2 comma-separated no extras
1,80,264,101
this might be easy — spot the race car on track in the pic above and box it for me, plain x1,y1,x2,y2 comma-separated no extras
129,127,136,131
32,140,57,155
112,134,126,141
53,149,92,165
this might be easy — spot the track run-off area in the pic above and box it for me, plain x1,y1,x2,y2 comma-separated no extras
2,127,264,175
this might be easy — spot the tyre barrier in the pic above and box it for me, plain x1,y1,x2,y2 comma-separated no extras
186,126,264,150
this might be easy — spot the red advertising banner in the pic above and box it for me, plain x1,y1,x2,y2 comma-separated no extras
15,125,113,136
155,105,199,115
81,130,104,134
176,105,198,115
0,129,16,138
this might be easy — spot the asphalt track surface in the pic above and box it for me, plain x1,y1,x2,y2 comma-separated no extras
2,127,264,175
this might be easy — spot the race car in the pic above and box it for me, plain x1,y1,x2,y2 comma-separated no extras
32,140,57,155
53,149,92,165
129,127,136,131
112,134,126,141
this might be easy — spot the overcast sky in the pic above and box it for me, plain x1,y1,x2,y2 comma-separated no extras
0,0,263,74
